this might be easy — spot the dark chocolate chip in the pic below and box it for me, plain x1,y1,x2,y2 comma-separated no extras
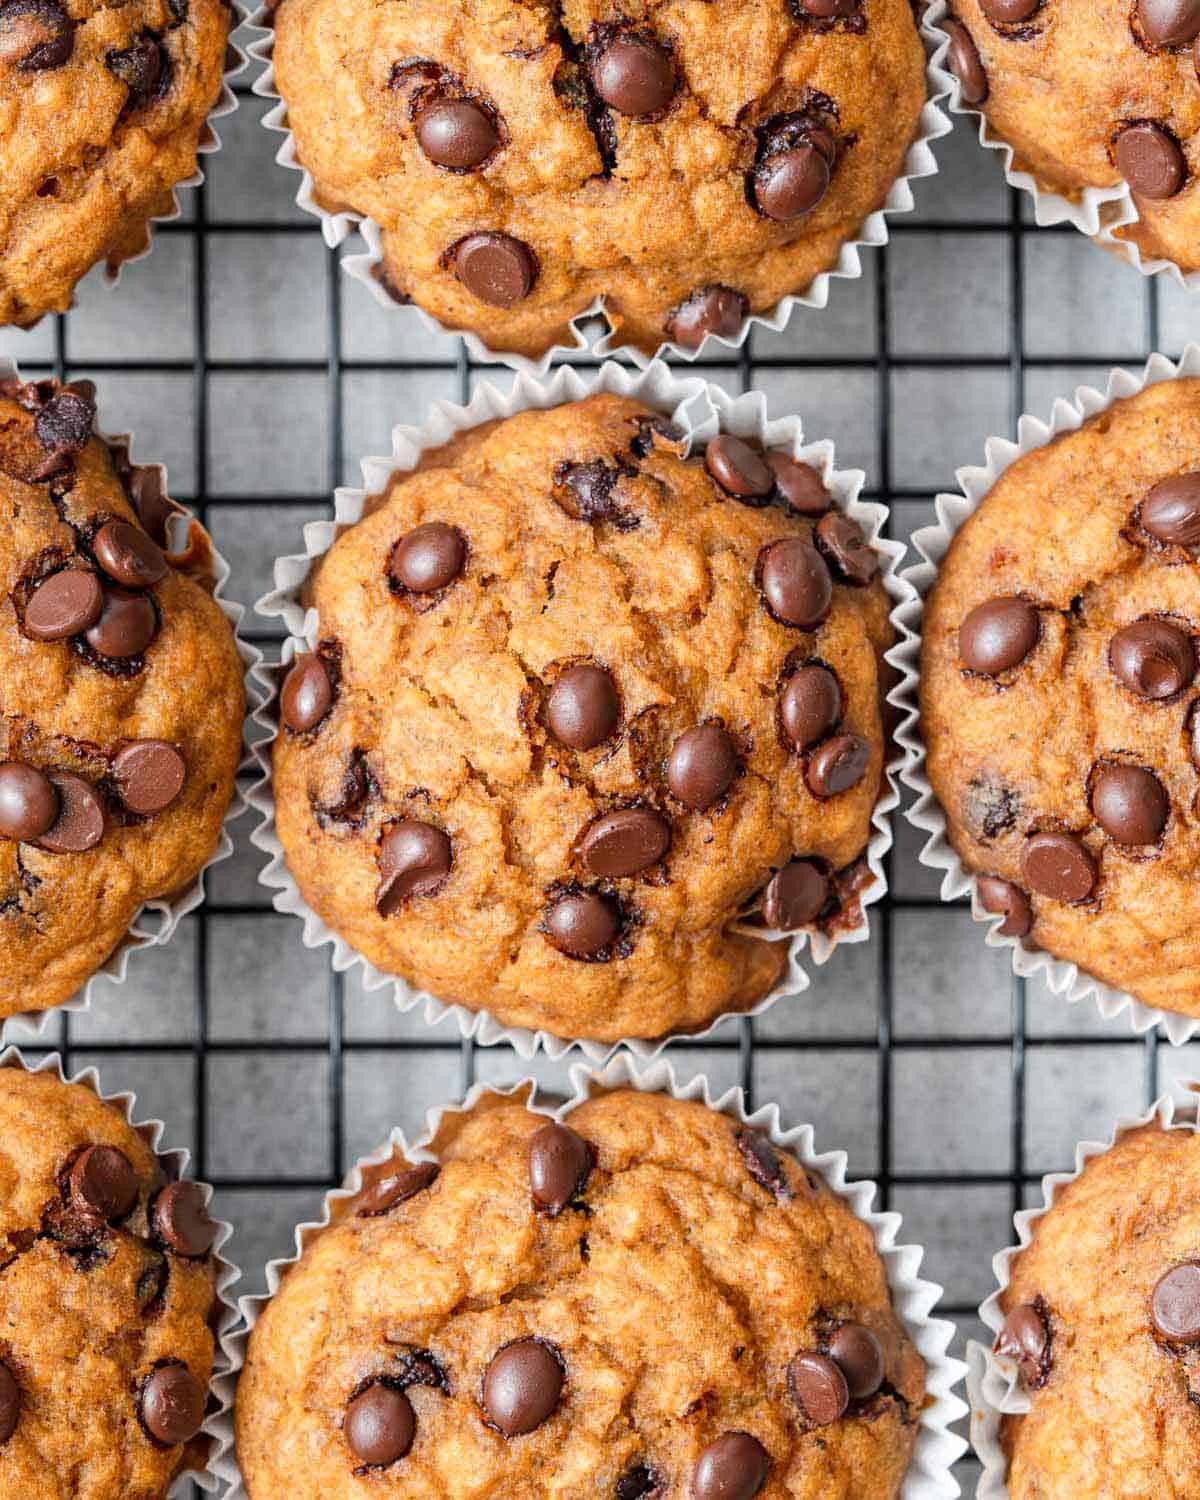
814,512,878,586
759,539,833,630
806,734,870,799
981,0,1040,21
112,741,186,816
106,34,168,108
529,1122,591,1215
787,1351,850,1424
556,461,622,522
0,761,59,841
24,567,103,641
767,452,830,515
140,1363,205,1446
762,860,828,929
780,664,842,751
705,435,773,499
943,18,988,105
1153,1263,1200,1343
994,1302,1050,1386
1090,762,1168,846
1137,0,1200,45
345,1382,415,1466
481,1339,564,1436
127,465,175,545
0,1363,17,1445
829,1323,885,1401
453,232,536,307
281,654,334,734
376,820,453,915
617,1467,661,1500
0,0,73,72
1108,618,1195,699
85,587,157,659
543,890,621,959
734,1127,793,1200
546,664,620,750
1021,831,1097,904
592,32,676,117
37,773,105,854
1116,122,1186,198
152,1181,217,1257
416,97,499,169
791,0,858,13
69,1144,138,1222
1140,472,1200,546
664,285,748,350
755,143,829,220
93,520,168,589
390,521,466,594
977,875,1033,938
666,724,738,811
692,1432,770,1500
33,386,93,454
958,597,1040,675
579,807,670,877
356,1162,439,1217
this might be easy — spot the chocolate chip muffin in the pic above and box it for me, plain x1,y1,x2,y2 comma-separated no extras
0,1062,221,1497
236,1086,926,1499
0,0,234,328
269,0,931,360
920,377,1200,1018
270,392,894,1044
940,0,1200,274
0,376,245,1019
989,1116,1200,1496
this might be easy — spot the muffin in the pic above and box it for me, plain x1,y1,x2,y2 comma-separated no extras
269,0,931,360
0,1062,221,1498
0,0,234,328
236,1086,926,1499
920,377,1200,1019
940,0,1200,274
989,1115,1200,1496
0,375,246,1020
270,392,894,1044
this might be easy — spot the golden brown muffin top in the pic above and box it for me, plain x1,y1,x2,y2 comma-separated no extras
237,1087,925,1500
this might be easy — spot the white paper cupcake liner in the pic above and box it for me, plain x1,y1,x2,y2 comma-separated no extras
895,343,1200,1045
0,1043,240,1496
245,5,950,374
925,0,1200,293
0,357,263,1039
249,357,917,1060
967,1090,1197,1496
213,1053,968,1500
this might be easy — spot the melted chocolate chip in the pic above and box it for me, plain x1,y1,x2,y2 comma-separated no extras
555,461,624,523
806,734,870,799
943,18,988,105
85,587,157,659
152,1181,217,1257
767,452,831,515
976,875,1033,938
994,1301,1051,1386
69,1144,138,1222
591,31,676,116
959,597,1040,675
1108,618,1195,699
23,568,103,641
37,773,105,854
481,1339,564,1436
376,820,453,915
734,1127,793,1200
0,0,73,71
705,435,774,499
529,1122,592,1215
755,142,830,220
981,0,1041,19
814,512,878,585
1140,472,1200,547
106,33,169,110
0,1363,18,1445
139,1363,205,1446
93,520,168,589
664,285,748,350
345,1382,415,1466
356,1162,439,1217
762,860,828,929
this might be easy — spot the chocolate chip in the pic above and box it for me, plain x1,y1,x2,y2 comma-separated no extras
33,386,94,456
543,889,621,958
592,32,676,117
152,1181,217,1257
734,1127,793,1200
0,1363,17,1445
806,734,869,799
37,774,105,854
390,521,465,594
692,1432,770,1500
453,232,536,306
345,1382,415,1466
829,1323,885,1401
69,1144,138,1222
814,512,878,585
664,285,748,350
977,875,1033,938
1115,122,1186,198
981,0,1040,20
127,465,176,545
1153,1263,1200,1342
1021,831,1097,904
416,97,499,169
755,143,830,220
767,452,830,516
759,539,833,630
1140,473,1200,546
481,1339,564,1436
376,820,453,915
281,654,334,734
24,568,102,641
1137,0,1200,44
93,520,168,589
85,587,157,659
617,1467,661,1500
666,724,738,811
0,0,73,71
943,18,988,105
0,761,59,841
546,664,620,750
762,860,828,929
579,807,670,878
139,1363,205,1446
112,741,186,816
1090,762,1168,846
705,435,773,499
556,461,622,522
529,1122,591,1215
959,597,1040,675
1109,618,1195,699
788,1351,850,1424
994,1302,1050,1386
356,1162,439,1216
791,0,858,13
780,663,842,751
106,34,168,108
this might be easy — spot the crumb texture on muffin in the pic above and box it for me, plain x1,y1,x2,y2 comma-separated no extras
271,0,928,358
921,378,1200,1017
237,1088,925,1499
0,0,233,328
272,393,893,1043
0,1066,217,1499
0,378,246,1019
